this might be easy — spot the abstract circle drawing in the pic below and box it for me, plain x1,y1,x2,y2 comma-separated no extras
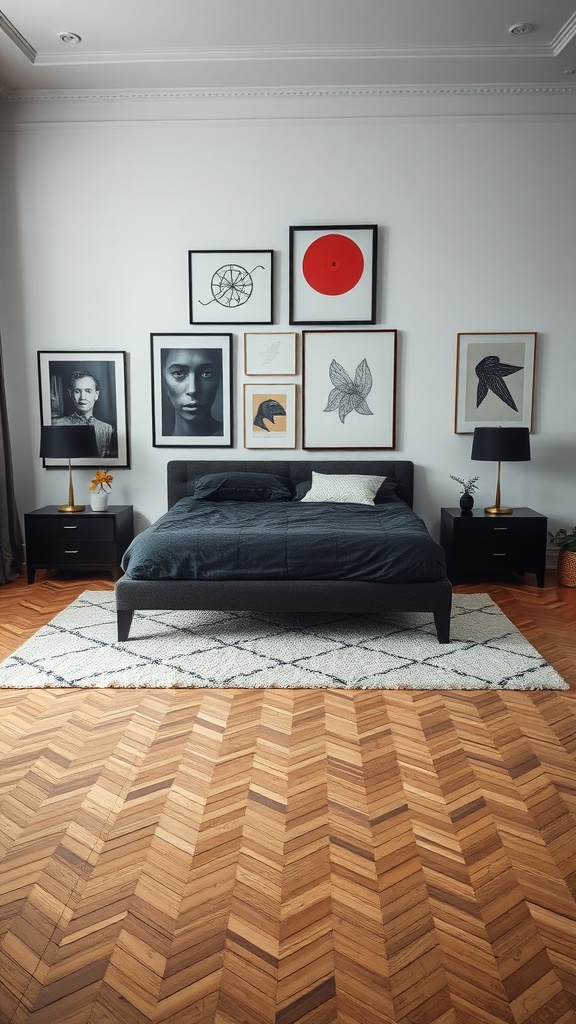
302,233,364,296
199,263,264,308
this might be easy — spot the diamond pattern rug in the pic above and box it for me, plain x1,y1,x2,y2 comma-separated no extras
0,591,568,690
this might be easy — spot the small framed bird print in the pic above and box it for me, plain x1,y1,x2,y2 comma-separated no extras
454,332,537,434
243,383,297,449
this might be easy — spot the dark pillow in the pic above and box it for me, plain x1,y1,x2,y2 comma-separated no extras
374,479,399,503
194,471,294,502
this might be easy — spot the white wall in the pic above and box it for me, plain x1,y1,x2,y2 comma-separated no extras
1,96,575,541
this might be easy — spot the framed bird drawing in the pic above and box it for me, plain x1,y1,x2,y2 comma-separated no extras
243,383,297,449
454,332,537,434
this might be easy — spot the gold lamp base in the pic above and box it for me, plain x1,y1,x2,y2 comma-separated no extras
484,461,513,516
57,460,85,514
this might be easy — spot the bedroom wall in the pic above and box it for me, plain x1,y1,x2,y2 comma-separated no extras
1,95,575,541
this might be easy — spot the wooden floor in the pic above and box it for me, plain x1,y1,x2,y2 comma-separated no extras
0,571,575,1024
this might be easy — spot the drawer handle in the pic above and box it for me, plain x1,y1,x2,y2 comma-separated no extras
65,549,79,554
493,527,508,532
63,525,78,530
493,552,507,556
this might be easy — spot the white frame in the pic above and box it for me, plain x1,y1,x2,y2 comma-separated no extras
455,332,537,434
303,330,396,450
244,332,297,375
243,383,297,449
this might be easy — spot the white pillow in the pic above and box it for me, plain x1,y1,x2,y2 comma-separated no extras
299,471,386,505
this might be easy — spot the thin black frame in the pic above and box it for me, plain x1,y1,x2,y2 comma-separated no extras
188,249,274,325
37,350,129,468
151,333,233,448
289,225,378,326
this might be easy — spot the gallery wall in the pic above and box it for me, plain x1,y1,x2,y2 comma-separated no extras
0,93,575,540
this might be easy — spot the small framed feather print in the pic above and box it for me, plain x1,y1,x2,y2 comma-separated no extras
455,332,537,434
244,332,297,375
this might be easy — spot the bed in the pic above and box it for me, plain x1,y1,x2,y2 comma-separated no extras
115,459,452,643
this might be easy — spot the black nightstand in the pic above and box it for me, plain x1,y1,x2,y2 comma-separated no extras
440,507,547,588
24,505,134,584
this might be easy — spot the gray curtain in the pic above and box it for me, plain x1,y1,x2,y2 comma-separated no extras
0,334,24,583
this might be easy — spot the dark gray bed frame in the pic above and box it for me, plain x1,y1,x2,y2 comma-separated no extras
114,459,452,643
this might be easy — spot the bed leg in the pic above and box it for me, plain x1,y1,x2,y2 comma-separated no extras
434,608,451,644
117,610,134,642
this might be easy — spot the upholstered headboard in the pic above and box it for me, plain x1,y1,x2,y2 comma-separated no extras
167,460,414,509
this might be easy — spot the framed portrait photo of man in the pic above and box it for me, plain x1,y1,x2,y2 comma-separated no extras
38,350,129,467
151,333,233,448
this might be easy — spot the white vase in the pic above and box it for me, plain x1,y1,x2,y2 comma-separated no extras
90,490,109,512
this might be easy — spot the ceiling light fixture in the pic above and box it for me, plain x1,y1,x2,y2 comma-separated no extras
58,31,82,44
508,23,535,35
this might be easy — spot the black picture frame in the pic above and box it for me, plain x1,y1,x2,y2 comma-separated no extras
151,333,233,448
188,249,274,325
37,350,129,468
289,225,378,325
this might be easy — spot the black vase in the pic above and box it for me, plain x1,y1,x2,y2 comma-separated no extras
459,493,474,512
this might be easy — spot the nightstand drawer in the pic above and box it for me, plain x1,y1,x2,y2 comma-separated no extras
43,541,117,565
37,517,115,542
452,518,541,542
456,544,525,570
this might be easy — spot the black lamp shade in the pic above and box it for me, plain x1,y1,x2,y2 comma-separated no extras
471,426,531,463
40,425,99,460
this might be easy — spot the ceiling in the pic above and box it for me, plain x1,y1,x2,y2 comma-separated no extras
0,0,575,96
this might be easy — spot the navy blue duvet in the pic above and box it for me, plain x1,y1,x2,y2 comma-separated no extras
121,495,446,584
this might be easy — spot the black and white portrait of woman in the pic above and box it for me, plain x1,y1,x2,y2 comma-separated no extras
151,334,232,448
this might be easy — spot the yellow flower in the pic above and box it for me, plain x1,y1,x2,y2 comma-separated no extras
89,469,113,493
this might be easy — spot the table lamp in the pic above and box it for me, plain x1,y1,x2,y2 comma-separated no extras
40,425,99,513
471,426,531,515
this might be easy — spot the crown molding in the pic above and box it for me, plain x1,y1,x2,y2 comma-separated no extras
551,12,576,55
30,42,553,67
3,83,576,104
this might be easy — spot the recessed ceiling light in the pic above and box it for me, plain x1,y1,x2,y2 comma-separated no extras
58,31,81,44
508,23,535,35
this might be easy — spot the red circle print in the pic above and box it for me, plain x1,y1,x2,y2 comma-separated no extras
302,233,365,295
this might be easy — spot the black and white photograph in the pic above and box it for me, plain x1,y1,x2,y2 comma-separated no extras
302,329,397,450
151,333,233,447
38,350,129,467
455,332,537,433
188,250,274,325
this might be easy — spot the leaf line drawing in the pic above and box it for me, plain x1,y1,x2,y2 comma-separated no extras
324,358,373,423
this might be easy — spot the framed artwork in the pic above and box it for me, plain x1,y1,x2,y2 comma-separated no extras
243,383,297,449
38,350,129,468
151,333,233,448
289,224,377,325
455,332,537,433
244,332,297,375
302,330,396,450
188,249,274,325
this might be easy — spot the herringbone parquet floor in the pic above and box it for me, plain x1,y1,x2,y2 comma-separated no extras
0,570,575,1024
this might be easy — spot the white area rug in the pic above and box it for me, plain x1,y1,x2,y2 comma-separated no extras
0,591,568,690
